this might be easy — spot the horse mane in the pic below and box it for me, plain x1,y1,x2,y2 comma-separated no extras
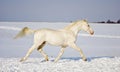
64,21,79,30
64,20,87,30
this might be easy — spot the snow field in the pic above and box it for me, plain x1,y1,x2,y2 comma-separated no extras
0,57,120,72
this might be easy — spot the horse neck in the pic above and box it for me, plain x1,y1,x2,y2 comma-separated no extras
64,23,81,36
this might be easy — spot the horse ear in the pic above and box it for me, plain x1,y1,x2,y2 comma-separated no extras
83,19,87,22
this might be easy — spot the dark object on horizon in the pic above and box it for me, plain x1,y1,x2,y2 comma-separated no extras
117,19,120,23
106,19,116,23
97,21,105,23
96,19,120,24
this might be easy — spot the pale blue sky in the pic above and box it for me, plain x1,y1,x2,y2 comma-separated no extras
0,0,120,22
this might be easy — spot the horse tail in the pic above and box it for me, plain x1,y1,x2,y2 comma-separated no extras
14,27,35,39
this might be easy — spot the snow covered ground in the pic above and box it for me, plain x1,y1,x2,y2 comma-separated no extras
0,57,120,72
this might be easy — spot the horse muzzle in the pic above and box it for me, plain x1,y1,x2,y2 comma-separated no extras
88,28,94,35
90,31,94,35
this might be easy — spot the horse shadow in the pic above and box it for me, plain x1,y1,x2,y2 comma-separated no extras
60,56,114,62
22,56,114,64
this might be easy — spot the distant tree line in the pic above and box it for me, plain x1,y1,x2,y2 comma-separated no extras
96,19,120,24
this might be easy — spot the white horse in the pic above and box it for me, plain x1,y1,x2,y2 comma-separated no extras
14,20,94,62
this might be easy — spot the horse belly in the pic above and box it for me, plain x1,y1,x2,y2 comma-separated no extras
46,33,66,46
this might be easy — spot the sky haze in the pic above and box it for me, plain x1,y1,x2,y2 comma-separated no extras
0,0,120,22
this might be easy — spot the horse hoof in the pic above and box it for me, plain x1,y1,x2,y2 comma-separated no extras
83,58,87,61
84,58,87,61
20,59,24,62
20,58,26,62
46,59,49,61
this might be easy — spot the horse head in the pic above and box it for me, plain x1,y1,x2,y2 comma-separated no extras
80,20,94,35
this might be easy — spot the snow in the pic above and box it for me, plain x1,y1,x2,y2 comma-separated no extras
0,57,120,72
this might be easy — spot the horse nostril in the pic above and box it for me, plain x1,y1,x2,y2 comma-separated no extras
91,31,94,35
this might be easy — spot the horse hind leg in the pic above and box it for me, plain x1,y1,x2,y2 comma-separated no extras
20,43,40,62
37,41,46,50
37,41,49,61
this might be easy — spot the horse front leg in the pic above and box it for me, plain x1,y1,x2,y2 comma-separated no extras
69,43,87,61
20,44,39,62
54,47,65,63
